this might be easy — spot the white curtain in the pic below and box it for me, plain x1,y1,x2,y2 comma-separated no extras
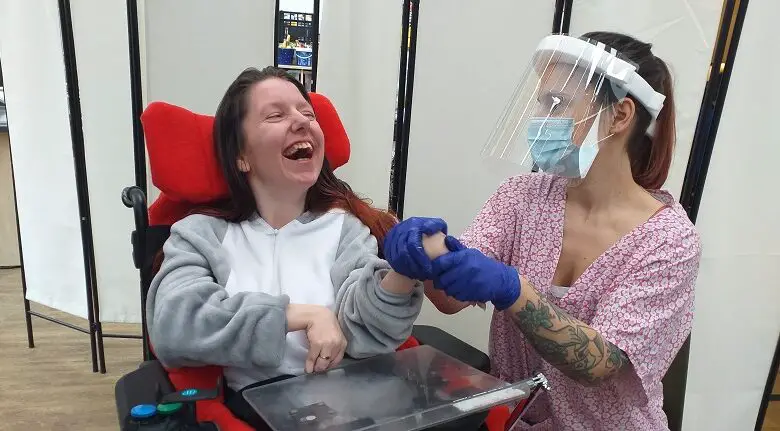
143,0,276,115
70,0,139,323
402,0,557,353
0,0,89,319
316,0,403,210
681,1,780,428
0,0,278,324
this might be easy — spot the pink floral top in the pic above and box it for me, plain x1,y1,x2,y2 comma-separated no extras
459,173,701,430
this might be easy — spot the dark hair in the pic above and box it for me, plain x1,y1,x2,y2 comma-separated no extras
581,31,676,190
200,67,397,243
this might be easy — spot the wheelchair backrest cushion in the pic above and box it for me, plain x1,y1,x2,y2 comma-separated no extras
141,92,350,205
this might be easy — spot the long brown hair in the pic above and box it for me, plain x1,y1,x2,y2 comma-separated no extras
196,67,397,245
582,31,677,190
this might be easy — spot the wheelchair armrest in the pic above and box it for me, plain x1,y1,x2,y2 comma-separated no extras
115,360,174,426
412,325,491,374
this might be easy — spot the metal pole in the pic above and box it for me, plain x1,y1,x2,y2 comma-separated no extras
5,106,34,349
126,0,146,193
388,0,418,219
57,0,103,373
310,0,321,92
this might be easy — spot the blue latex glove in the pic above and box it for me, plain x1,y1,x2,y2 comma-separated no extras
383,217,448,280
431,237,521,311
443,235,466,252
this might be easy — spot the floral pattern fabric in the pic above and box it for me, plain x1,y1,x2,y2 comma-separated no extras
459,173,702,430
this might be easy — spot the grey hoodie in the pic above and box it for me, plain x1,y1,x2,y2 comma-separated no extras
146,209,424,390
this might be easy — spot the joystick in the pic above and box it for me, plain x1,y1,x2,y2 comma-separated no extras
122,378,223,430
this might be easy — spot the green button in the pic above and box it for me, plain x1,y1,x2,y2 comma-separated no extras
156,402,183,415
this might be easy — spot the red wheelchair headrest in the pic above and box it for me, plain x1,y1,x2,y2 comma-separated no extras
141,92,350,205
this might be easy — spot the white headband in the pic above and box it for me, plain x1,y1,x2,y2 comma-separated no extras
534,34,666,137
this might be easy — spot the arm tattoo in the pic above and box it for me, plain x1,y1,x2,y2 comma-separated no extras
511,293,628,385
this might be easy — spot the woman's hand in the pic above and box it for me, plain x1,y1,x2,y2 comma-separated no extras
305,308,347,373
383,217,448,280
381,230,451,295
431,237,521,311
287,304,348,373
422,231,449,259
380,232,449,295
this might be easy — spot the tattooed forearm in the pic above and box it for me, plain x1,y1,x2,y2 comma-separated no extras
510,287,628,385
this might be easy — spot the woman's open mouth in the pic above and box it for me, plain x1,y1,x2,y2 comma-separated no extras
283,141,314,161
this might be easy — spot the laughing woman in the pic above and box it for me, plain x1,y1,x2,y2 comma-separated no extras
145,67,431,429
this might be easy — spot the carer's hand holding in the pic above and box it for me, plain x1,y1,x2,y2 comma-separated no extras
431,237,521,311
384,217,520,311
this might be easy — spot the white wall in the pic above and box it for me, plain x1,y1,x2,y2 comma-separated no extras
0,0,89,318
70,0,139,323
681,0,780,428
403,1,557,352
143,0,276,115
317,0,402,210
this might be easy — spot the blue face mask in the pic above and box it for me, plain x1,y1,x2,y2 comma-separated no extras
527,117,599,178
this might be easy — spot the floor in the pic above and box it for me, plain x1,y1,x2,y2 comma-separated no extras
0,132,21,267
0,269,141,430
0,267,778,430
764,375,780,431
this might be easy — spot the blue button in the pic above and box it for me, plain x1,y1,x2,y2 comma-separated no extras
181,389,198,397
130,404,157,419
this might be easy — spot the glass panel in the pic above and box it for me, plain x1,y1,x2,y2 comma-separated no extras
244,345,538,430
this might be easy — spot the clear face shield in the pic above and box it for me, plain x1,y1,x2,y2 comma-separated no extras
482,35,666,179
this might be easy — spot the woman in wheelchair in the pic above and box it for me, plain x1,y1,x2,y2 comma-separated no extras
146,66,432,429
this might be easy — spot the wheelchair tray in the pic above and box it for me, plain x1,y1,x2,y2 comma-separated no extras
243,345,536,431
